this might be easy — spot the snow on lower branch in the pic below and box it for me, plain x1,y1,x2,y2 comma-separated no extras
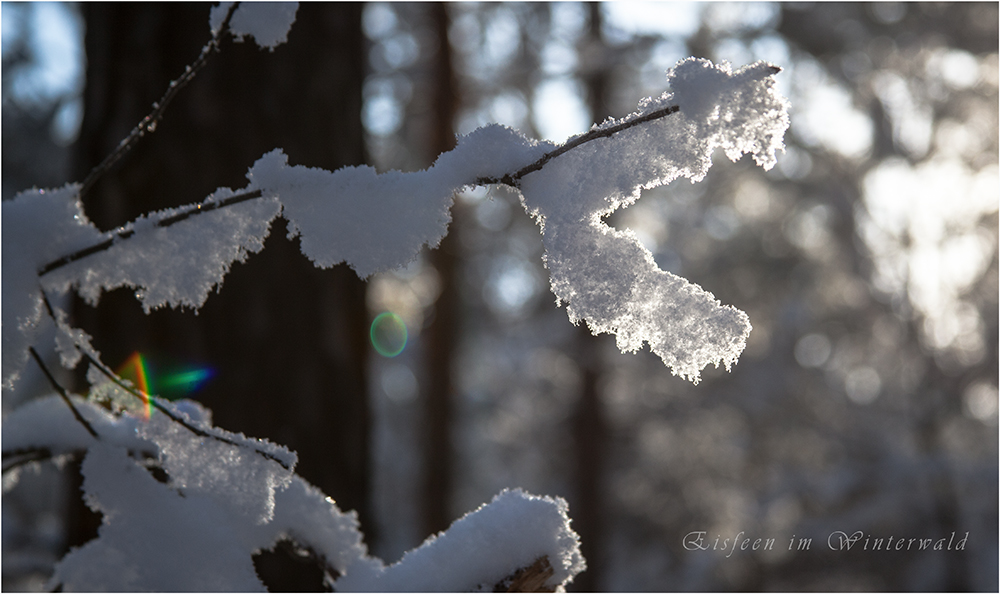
3,395,580,592
334,488,584,592
4,396,581,592
56,441,273,591
0,396,370,592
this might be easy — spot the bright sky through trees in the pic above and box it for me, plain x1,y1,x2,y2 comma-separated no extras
1,2,84,144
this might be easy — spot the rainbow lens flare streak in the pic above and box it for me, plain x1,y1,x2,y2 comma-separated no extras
117,352,152,419
370,312,408,357
115,352,215,419
160,369,214,393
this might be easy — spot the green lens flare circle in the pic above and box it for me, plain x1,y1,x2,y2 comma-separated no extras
370,312,408,357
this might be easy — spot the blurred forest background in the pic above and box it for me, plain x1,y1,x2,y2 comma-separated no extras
2,2,997,591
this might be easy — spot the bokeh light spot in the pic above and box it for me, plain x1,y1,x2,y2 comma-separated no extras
160,368,215,395
371,312,408,357
845,366,881,405
794,333,832,368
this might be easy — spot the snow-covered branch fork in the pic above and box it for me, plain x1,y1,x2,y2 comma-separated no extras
2,3,789,591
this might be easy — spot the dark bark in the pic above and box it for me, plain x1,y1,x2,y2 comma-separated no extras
567,5,611,591
421,1,461,537
69,4,374,579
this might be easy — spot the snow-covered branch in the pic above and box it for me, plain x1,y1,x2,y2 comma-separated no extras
27,346,98,438
37,189,265,276
2,395,583,591
7,58,787,391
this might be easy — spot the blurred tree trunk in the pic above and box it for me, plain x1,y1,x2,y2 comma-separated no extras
567,5,611,591
68,4,372,587
421,1,461,537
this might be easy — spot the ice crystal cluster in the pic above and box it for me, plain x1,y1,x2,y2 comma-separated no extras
1,3,788,590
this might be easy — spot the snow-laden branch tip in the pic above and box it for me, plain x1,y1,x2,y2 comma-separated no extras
520,59,788,381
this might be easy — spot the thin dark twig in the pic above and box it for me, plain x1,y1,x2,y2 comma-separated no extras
28,347,99,439
2,448,83,474
157,188,263,226
475,104,680,188
41,288,56,319
477,64,782,189
77,2,241,199
38,188,263,276
3,448,53,473
81,351,293,470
